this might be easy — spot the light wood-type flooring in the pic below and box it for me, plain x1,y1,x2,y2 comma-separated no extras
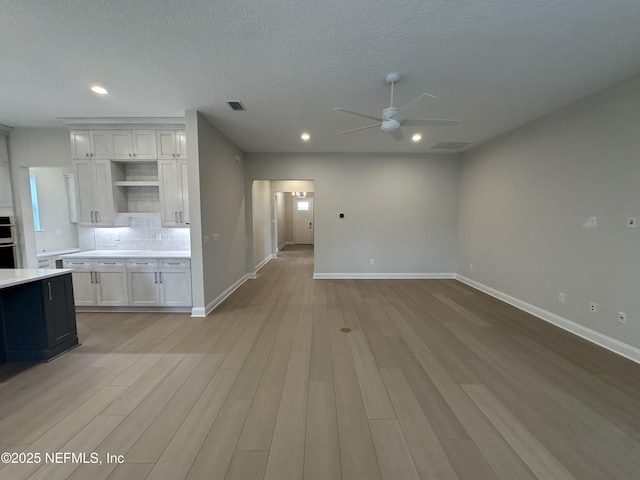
2,244,640,480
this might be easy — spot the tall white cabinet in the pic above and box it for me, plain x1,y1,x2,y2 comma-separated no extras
0,133,12,209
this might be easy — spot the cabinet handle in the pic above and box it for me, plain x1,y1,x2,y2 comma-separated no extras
159,272,163,283
96,211,100,223
176,154,180,158
91,153,95,157
95,272,100,283
133,153,137,157
174,211,178,223
90,211,94,223
48,282,52,300
154,272,158,284
103,262,116,265
179,211,183,223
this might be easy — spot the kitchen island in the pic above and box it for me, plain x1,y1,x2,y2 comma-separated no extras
0,269,78,363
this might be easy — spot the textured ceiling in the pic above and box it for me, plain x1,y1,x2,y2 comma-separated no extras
1,0,640,153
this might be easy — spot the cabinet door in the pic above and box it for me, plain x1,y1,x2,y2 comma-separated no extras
91,131,112,159
70,131,91,159
160,269,192,306
110,130,134,159
70,270,96,306
95,269,128,306
178,159,189,224
157,130,177,160
176,131,187,159
73,159,97,225
93,160,114,225
128,270,160,306
158,160,180,226
43,274,77,349
132,130,157,159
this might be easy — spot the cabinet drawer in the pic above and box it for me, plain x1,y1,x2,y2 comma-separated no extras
160,259,190,269
63,259,95,268
97,259,126,267
127,258,159,269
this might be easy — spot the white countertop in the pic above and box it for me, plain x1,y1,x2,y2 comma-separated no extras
37,248,81,258
0,269,73,290
61,250,191,259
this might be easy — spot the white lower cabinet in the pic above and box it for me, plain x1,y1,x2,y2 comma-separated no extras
127,258,192,307
63,259,128,306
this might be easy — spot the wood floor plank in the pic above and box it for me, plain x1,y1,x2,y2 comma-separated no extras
348,331,395,419
186,399,251,480
369,419,420,480
304,381,341,480
462,384,577,480
380,368,459,480
225,451,269,480
105,464,153,480
264,350,311,480
145,369,238,480
440,439,500,480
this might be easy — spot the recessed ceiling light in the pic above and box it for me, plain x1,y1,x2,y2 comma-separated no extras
301,132,310,141
411,133,422,142
90,85,109,95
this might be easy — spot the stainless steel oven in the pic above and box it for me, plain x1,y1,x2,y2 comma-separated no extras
0,216,16,244
0,216,18,268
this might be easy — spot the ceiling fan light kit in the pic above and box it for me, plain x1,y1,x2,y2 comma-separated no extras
334,73,459,141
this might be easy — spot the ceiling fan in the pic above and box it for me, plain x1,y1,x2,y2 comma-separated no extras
334,73,459,141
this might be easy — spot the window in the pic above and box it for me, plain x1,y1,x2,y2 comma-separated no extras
297,201,309,211
30,173,42,231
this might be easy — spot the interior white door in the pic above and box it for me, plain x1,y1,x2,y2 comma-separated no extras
293,197,314,244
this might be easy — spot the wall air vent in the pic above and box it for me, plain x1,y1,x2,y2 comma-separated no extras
227,101,246,111
431,142,470,150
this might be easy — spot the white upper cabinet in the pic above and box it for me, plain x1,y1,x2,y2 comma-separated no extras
157,130,187,160
110,130,157,160
73,158,115,226
70,130,111,159
158,158,189,226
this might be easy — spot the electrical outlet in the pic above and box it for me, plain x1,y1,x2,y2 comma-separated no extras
369,258,375,265
203,235,210,245
558,292,565,303
618,312,627,324
213,234,220,242
589,302,598,313
627,217,637,228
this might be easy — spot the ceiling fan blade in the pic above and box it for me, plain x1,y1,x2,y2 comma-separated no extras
401,118,460,126
338,123,381,135
390,129,403,141
333,108,382,122
397,92,437,113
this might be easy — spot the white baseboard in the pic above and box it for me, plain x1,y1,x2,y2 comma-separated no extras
456,274,640,365
191,274,249,317
278,241,294,251
313,272,456,280
248,255,276,280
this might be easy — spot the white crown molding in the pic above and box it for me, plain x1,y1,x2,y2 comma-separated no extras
313,272,455,280
57,117,185,130
456,274,640,366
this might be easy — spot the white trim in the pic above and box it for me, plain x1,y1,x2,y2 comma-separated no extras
456,274,640,365
313,272,456,280
192,274,249,317
58,117,185,129
254,255,274,273
278,240,294,251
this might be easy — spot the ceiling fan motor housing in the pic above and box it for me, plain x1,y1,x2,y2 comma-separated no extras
381,118,401,132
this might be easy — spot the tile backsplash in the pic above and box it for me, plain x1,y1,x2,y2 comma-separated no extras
80,216,190,251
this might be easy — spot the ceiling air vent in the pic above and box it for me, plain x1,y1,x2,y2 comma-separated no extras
227,101,246,111
431,142,470,150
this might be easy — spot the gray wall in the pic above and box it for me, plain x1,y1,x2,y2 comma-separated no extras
187,111,246,315
458,73,640,352
252,180,272,269
245,153,461,276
